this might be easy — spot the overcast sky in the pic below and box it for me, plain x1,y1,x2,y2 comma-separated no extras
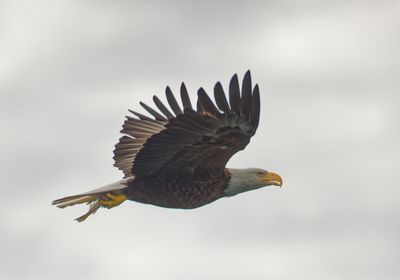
1,1,399,279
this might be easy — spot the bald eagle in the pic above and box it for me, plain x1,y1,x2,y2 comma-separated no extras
53,71,282,222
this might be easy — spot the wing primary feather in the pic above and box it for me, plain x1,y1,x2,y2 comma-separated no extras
114,149,141,156
124,117,164,130
166,86,183,115
133,116,165,126
229,74,241,115
139,102,167,121
241,70,252,121
153,95,174,119
119,130,149,139
117,135,134,144
214,82,230,113
128,109,153,121
251,84,260,131
180,83,193,110
198,87,220,116
196,99,204,113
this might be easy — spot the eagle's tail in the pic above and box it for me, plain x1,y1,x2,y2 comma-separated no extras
52,177,133,222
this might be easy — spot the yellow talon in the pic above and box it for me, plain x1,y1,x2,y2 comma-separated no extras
99,193,127,208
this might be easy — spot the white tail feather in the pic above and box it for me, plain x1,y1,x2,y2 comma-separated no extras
52,177,133,222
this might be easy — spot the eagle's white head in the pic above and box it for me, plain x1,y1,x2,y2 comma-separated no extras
224,168,282,197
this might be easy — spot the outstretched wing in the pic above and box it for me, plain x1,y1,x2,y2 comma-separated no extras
113,71,260,179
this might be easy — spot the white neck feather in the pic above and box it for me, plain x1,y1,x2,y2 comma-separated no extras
224,168,265,197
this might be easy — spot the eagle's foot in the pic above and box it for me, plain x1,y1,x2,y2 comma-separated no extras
99,193,127,209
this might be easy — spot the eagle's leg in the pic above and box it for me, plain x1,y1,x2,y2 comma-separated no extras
98,193,127,208
74,193,127,222
75,203,101,222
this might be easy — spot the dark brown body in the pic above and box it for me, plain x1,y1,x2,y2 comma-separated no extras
124,168,230,209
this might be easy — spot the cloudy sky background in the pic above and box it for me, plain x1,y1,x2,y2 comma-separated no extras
1,0,399,279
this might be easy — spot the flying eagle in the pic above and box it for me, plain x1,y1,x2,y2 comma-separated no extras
53,71,282,222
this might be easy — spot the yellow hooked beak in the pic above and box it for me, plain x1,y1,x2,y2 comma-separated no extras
260,172,283,187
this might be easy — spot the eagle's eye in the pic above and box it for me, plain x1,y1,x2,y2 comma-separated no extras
256,171,264,176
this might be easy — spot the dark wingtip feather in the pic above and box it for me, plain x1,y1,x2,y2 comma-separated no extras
166,86,183,115
153,95,174,120
214,82,230,113
196,98,204,113
139,102,167,121
128,109,153,121
198,87,220,116
251,84,260,131
229,74,240,115
180,83,193,110
241,70,252,121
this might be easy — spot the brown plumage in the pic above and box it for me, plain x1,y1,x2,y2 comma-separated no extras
53,71,282,222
